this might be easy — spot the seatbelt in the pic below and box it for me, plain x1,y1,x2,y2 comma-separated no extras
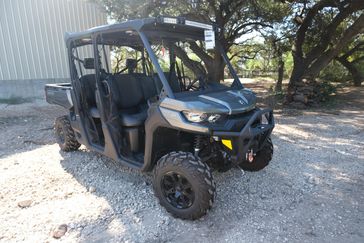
142,50,146,75
168,47,175,85
175,59,183,91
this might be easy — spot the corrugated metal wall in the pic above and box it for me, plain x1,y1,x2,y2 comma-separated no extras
0,0,106,81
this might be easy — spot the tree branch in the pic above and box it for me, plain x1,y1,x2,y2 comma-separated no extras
306,14,364,77
229,50,260,61
293,0,335,61
172,44,206,77
188,41,214,66
340,41,364,60
221,0,245,25
305,1,364,64
229,22,273,41
352,55,364,64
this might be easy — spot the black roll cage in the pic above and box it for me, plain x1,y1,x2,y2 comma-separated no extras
63,18,249,171
66,17,243,100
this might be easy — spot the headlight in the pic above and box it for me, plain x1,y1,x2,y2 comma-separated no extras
208,114,221,123
182,111,208,123
182,112,222,123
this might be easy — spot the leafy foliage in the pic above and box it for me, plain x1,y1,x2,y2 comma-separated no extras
94,0,290,81
319,61,349,82
93,0,364,105
317,80,337,102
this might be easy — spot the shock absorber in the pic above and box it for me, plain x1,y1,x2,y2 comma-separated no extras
194,135,202,157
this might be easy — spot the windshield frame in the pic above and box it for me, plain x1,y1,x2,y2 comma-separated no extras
138,30,243,98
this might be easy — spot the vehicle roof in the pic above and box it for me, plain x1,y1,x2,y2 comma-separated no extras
64,17,217,47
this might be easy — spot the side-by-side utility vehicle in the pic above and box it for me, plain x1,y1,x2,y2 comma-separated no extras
45,17,274,220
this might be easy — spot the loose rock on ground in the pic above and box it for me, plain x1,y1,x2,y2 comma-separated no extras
0,94,363,242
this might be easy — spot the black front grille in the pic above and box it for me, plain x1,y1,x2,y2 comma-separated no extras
228,109,260,132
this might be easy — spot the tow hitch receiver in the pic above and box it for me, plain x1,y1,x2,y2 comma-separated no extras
246,150,255,163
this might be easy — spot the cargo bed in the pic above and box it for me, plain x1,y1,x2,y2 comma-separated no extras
45,83,73,109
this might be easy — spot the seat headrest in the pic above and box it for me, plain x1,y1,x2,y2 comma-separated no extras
126,59,137,74
83,58,95,69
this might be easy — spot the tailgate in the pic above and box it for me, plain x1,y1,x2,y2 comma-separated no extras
45,83,73,109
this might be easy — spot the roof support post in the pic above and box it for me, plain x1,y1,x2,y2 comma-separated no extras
138,31,175,98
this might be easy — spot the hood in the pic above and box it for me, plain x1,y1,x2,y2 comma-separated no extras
160,88,256,114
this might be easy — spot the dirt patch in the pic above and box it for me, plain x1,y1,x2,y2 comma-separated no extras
0,93,363,242
334,86,364,109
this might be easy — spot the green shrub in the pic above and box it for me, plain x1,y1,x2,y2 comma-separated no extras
320,61,349,82
317,80,337,102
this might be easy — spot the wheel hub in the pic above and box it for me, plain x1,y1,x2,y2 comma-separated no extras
161,172,195,209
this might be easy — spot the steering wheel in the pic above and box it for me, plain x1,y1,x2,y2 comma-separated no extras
185,76,207,91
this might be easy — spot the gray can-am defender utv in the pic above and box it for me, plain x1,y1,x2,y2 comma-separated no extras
45,17,274,220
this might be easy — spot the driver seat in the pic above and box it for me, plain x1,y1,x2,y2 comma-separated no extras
153,71,181,93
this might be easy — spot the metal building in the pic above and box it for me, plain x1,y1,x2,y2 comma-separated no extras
0,0,107,100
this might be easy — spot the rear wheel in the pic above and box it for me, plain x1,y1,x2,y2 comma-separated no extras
54,116,80,152
153,151,216,220
239,137,273,171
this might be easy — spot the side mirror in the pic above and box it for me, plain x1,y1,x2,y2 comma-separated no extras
83,58,95,69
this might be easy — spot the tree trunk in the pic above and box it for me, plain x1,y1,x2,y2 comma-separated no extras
337,57,363,86
305,13,364,80
305,52,335,79
173,44,207,78
275,54,284,92
175,42,226,83
286,55,307,102
206,54,225,83
284,1,364,105
286,54,321,105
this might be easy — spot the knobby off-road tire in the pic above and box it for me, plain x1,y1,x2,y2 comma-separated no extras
153,151,216,220
54,116,80,152
239,137,273,172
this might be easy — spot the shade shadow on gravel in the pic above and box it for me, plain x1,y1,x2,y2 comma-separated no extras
1,92,363,242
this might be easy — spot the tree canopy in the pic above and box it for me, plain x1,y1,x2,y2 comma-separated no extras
95,0,364,106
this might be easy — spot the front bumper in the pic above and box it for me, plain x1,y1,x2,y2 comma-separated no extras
212,109,274,164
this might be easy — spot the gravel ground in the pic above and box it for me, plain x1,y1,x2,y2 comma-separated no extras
0,93,363,243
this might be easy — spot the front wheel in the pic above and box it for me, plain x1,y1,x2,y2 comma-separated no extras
239,137,273,171
152,152,216,220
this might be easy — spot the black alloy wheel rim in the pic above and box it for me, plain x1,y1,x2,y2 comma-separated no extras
161,172,195,209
